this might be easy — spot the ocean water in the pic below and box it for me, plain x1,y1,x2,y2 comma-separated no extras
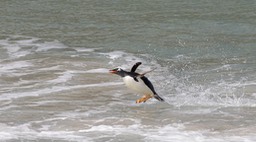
0,0,256,141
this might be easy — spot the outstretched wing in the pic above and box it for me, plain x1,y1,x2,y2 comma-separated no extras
133,68,156,82
138,67,157,77
131,62,142,72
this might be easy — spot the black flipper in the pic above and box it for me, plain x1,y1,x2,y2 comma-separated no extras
131,62,142,72
133,77,139,82
141,76,164,102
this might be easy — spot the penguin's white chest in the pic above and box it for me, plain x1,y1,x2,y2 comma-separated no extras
123,76,153,95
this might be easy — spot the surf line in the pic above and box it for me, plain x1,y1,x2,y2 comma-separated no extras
0,82,124,101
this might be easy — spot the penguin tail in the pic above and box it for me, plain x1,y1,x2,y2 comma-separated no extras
154,93,164,102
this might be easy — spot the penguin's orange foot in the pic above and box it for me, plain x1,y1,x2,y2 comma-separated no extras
136,95,152,104
136,98,145,103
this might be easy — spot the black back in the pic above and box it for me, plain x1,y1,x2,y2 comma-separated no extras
140,76,157,94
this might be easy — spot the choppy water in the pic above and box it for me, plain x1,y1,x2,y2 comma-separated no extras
1,0,256,142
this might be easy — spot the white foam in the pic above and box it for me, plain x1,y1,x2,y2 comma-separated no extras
143,125,207,142
0,61,33,77
0,123,90,141
1,113,255,142
0,36,35,59
48,71,74,84
0,61,32,71
212,64,232,72
101,51,126,60
165,84,256,108
35,40,68,52
38,65,61,71
47,68,111,84
78,123,256,142
100,51,144,68
57,109,109,118
3,45,20,54
0,82,123,101
73,47,98,52
0,35,69,59
0,122,255,142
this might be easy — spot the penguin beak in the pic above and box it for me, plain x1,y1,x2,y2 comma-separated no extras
109,69,117,74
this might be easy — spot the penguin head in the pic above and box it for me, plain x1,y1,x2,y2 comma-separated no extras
109,68,125,77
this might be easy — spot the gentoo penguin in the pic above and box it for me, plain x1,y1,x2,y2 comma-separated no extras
109,62,164,103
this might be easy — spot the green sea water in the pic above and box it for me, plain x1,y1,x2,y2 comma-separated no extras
0,0,256,141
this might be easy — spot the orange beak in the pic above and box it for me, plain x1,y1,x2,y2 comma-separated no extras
109,70,117,74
